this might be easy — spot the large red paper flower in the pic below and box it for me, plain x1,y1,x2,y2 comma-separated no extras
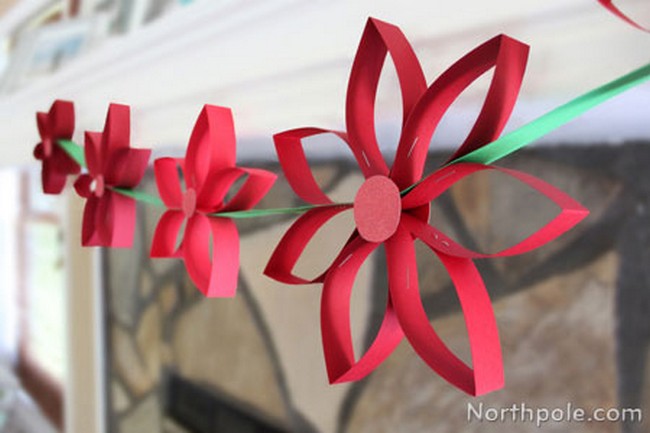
74,104,151,247
34,100,81,194
150,105,276,297
265,18,588,396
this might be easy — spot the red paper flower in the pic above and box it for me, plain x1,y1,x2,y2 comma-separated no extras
265,18,588,396
34,100,81,194
74,104,151,247
598,0,649,32
150,105,276,297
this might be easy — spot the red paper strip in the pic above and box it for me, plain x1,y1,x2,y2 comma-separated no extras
267,17,588,395
74,104,151,247
599,0,649,32
34,100,80,194
151,105,276,297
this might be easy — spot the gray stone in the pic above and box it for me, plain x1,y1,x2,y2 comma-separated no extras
119,395,161,433
346,252,618,433
113,324,154,397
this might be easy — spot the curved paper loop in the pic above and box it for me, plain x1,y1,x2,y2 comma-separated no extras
73,174,93,198
41,160,68,194
98,191,137,248
102,104,131,155
264,205,353,284
321,236,404,383
84,132,103,178
182,214,240,297
154,158,183,208
387,224,503,396
81,195,100,246
220,167,277,212
346,18,427,178
391,35,529,188
185,105,237,191
47,100,75,140
150,210,185,257
599,0,649,32
107,148,151,188
274,128,349,205
402,163,589,258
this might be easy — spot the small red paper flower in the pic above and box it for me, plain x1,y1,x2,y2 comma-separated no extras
34,100,80,194
150,105,276,297
265,18,588,396
74,104,151,248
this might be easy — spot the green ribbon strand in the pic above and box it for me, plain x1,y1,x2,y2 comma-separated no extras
58,139,86,167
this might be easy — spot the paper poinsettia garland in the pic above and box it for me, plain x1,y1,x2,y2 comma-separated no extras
32,17,650,396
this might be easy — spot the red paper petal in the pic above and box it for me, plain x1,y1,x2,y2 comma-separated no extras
220,167,277,212
346,18,427,178
391,35,529,188
73,174,93,198
185,105,237,191
150,210,185,257
154,158,183,209
387,223,503,396
196,167,247,212
106,147,151,188
264,205,353,284
41,159,68,194
84,131,103,178
47,100,75,139
402,163,589,258
81,195,101,246
102,104,131,157
99,191,138,248
182,214,240,297
36,113,49,141
51,145,81,175
599,0,649,32
274,128,349,205
321,236,404,383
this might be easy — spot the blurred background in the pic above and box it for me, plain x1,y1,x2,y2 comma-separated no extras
0,0,649,432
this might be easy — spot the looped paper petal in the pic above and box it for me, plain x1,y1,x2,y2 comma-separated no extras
321,236,404,383
81,191,137,248
34,100,80,194
387,223,503,396
183,214,240,297
77,103,151,248
391,35,529,188
274,128,349,205
185,105,237,191
150,210,185,258
402,163,589,258
154,158,184,208
599,0,649,32
264,206,353,284
345,17,427,178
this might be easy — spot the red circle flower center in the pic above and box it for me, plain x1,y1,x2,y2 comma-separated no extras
182,188,197,217
353,175,402,243
91,175,105,197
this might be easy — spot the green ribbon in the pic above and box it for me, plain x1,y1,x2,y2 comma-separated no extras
55,61,650,218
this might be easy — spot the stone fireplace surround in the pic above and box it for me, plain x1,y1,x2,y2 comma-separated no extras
103,144,650,433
